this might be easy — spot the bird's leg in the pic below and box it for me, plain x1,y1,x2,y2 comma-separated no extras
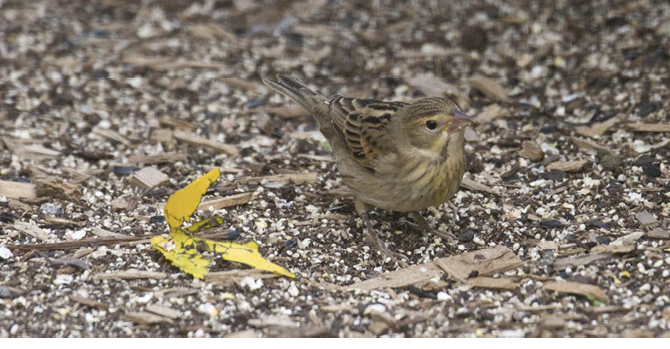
410,211,457,244
354,199,405,266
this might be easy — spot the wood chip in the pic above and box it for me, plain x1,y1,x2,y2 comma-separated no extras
158,117,195,131
570,137,615,155
467,276,519,290
612,232,644,245
247,315,298,328
13,221,50,242
553,253,611,271
590,244,635,254
406,74,470,111
467,75,511,103
127,153,186,164
92,127,130,146
635,211,658,227
145,304,182,320
545,159,588,172
474,103,505,124
36,177,81,201
460,177,497,195
626,123,670,132
648,227,669,239
236,172,319,185
205,269,280,286
198,192,258,210
92,269,167,280
435,245,523,282
543,281,609,302
0,180,37,200
122,311,173,325
347,246,521,291
173,130,239,157
575,116,620,137
69,295,108,310
128,167,169,190
520,141,544,162
1,137,61,160
91,227,126,238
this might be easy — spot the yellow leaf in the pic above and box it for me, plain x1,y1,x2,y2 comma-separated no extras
185,216,225,235
151,231,211,279
164,169,220,230
204,239,296,278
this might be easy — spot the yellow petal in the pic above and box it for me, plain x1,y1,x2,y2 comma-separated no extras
204,238,295,278
151,231,211,279
164,169,220,230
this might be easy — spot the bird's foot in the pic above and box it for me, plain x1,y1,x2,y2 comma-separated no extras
359,211,407,267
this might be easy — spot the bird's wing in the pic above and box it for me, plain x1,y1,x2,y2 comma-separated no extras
328,96,409,170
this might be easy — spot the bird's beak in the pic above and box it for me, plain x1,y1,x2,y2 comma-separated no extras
446,109,475,135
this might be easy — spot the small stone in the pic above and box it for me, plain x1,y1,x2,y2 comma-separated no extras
541,169,567,181
460,25,488,51
637,102,658,117
0,247,13,260
459,230,475,243
642,163,661,178
597,150,622,172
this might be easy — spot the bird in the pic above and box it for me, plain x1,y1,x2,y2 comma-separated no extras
262,75,474,263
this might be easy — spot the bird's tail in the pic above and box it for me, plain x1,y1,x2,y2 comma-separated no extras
261,75,327,113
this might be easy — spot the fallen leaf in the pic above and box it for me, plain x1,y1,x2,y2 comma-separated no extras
163,169,221,229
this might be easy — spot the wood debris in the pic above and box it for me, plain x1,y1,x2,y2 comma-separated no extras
625,123,670,132
546,159,588,172
173,130,240,157
13,221,50,242
69,295,109,310
0,180,37,200
128,167,169,190
158,117,196,131
347,246,521,291
247,315,298,328
92,269,167,280
467,75,511,103
127,153,186,164
205,269,280,286
474,104,505,124
460,177,497,195
635,211,657,228
122,311,173,325
590,244,635,254
575,116,620,137
1,137,61,160
543,281,609,302
145,304,182,320
467,276,519,290
198,192,258,210
235,172,319,185
36,177,81,201
553,253,611,270
520,141,544,162
406,74,470,111
92,127,130,146
570,137,615,155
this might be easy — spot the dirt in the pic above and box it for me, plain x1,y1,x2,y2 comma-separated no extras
1,0,669,338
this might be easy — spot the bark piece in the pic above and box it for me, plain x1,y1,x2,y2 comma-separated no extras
520,141,545,162
123,311,173,325
198,192,258,210
347,246,521,291
13,221,50,242
128,167,169,190
0,180,37,200
575,116,620,137
36,178,81,201
92,269,167,280
626,123,670,132
145,304,181,320
635,211,657,228
460,177,497,195
590,244,635,254
467,276,519,290
127,153,186,164
467,75,511,103
553,253,611,271
571,137,615,155
69,295,109,310
173,130,240,157
546,160,588,172
543,281,609,302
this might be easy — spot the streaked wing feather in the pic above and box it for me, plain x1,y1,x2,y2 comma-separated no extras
328,96,408,170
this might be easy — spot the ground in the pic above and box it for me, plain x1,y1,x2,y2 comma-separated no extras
1,0,670,338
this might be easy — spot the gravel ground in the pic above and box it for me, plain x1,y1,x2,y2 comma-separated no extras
1,0,670,338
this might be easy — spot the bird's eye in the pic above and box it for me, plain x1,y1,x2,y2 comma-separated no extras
425,120,438,130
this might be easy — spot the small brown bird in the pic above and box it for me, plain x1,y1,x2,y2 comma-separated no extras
263,75,474,261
